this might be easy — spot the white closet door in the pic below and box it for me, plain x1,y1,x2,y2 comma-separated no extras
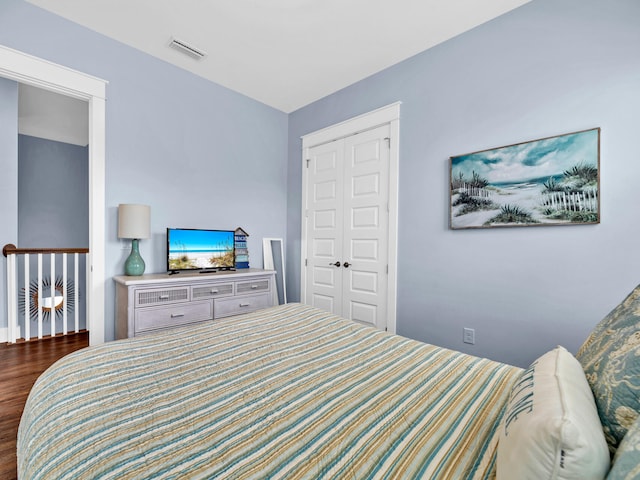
304,124,390,330
304,140,344,315
342,125,390,329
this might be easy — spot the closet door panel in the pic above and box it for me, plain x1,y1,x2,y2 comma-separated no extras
304,142,344,315
342,125,390,329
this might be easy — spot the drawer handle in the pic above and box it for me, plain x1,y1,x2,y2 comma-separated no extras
210,289,219,294
171,313,185,318
239,303,251,307
251,285,258,289
159,295,170,300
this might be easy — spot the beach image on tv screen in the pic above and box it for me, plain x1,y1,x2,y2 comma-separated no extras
168,230,234,270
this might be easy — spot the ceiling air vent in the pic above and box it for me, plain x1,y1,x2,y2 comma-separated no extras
169,37,207,60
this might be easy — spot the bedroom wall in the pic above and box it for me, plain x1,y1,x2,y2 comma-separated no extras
0,0,289,341
287,0,640,367
0,77,18,338
18,134,89,248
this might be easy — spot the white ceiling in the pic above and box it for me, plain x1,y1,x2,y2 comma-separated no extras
24,0,531,113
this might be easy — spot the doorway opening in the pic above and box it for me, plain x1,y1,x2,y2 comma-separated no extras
0,44,106,345
13,84,89,339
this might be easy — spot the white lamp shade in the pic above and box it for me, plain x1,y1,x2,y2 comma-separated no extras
118,204,150,239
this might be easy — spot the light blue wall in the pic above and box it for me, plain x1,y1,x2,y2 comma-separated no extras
288,0,640,367
0,0,289,341
18,134,88,248
0,77,18,334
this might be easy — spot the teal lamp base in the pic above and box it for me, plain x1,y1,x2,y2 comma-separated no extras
124,238,145,276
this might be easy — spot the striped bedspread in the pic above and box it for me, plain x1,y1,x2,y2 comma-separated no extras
18,303,522,479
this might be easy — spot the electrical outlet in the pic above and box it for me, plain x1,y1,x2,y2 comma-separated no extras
463,327,475,345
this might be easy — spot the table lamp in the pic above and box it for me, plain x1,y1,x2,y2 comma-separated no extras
118,204,150,276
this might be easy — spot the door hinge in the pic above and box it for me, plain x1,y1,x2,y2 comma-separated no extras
305,258,308,267
386,264,389,274
306,158,310,168
384,137,390,149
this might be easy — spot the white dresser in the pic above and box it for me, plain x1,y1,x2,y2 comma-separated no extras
115,269,276,339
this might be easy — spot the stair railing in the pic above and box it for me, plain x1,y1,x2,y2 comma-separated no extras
3,244,89,343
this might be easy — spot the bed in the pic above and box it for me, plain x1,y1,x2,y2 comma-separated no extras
17,294,640,479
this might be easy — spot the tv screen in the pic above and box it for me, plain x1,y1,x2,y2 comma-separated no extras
167,228,235,272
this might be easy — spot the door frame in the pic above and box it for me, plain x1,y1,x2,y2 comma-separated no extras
0,44,107,345
300,102,400,333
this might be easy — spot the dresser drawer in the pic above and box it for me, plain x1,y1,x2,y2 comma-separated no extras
236,279,270,295
135,286,190,307
135,300,213,334
191,282,234,300
214,293,271,319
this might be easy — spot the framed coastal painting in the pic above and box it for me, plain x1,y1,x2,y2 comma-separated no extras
449,128,600,229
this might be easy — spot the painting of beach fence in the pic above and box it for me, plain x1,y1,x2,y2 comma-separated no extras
449,128,600,229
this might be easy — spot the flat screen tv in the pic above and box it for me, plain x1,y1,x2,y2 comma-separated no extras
167,228,235,272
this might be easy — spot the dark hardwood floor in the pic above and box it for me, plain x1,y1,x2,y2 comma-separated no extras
0,332,89,480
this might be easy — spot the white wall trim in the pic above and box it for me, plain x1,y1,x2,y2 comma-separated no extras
0,327,7,343
0,44,107,345
300,102,401,334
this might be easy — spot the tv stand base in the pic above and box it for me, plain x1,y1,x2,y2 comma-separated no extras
198,268,236,274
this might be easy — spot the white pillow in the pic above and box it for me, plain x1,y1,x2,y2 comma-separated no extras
496,346,610,480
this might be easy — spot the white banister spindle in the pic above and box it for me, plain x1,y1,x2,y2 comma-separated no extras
50,253,56,337
6,253,18,343
37,253,43,339
74,252,79,333
24,254,30,340
63,253,68,335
